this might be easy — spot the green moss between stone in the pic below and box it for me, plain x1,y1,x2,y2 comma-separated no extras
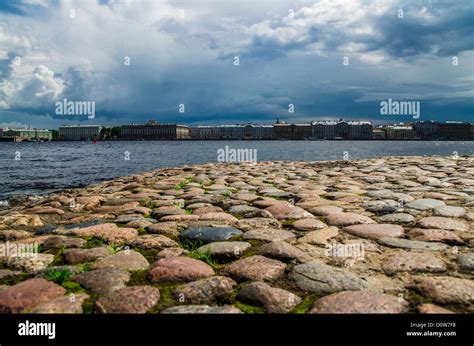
137,227,148,235
82,294,100,314
238,240,264,259
133,248,158,264
81,263,92,272
233,301,265,314
50,253,66,266
0,272,29,286
187,249,221,269
405,289,432,310
246,240,264,247
146,283,182,313
231,213,245,220
61,281,86,294
179,238,205,251
281,219,296,227
84,237,105,248
128,269,150,286
44,268,72,284
139,198,156,209
221,283,264,314
289,295,315,314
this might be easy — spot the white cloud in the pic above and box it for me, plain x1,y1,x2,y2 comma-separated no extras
5,65,64,110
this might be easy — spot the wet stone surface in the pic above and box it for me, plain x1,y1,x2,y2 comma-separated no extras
180,227,243,244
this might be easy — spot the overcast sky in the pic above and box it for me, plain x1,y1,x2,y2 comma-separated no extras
0,0,472,129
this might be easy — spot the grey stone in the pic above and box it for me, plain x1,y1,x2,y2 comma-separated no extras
433,205,466,218
382,252,446,274
180,227,242,244
377,237,448,251
379,213,415,224
197,241,250,260
90,250,149,271
242,228,296,242
257,241,310,262
290,261,369,294
71,268,130,295
406,199,445,210
309,290,408,313
237,282,301,313
172,276,236,304
414,276,474,305
458,253,474,271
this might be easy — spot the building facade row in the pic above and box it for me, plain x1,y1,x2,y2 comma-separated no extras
48,119,474,141
59,125,102,141
120,120,190,140
190,124,276,140
0,128,52,141
189,120,374,140
374,121,473,140
310,120,373,140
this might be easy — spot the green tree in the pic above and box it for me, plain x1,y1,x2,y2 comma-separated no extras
111,126,121,139
51,130,59,140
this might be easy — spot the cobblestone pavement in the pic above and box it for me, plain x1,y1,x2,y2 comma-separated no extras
0,156,472,314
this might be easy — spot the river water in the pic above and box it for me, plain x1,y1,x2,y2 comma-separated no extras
0,140,472,201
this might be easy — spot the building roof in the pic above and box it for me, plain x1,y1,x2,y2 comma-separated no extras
391,126,413,130
59,125,102,128
194,124,273,128
311,120,372,125
311,121,338,125
3,127,51,131
347,121,372,125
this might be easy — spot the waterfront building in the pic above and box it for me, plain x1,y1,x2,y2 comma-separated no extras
372,128,386,139
311,121,337,139
346,121,373,140
413,121,439,139
384,125,415,139
120,120,190,140
190,124,275,140
59,125,102,140
438,121,472,140
248,124,275,139
274,122,312,140
311,120,373,140
219,125,245,140
1,127,52,141
190,126,221,139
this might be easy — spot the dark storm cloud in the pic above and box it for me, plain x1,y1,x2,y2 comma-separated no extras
368,3,474,58
0,0,57,17
238,1,474,61
0,2,28,15
0,52,17,82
